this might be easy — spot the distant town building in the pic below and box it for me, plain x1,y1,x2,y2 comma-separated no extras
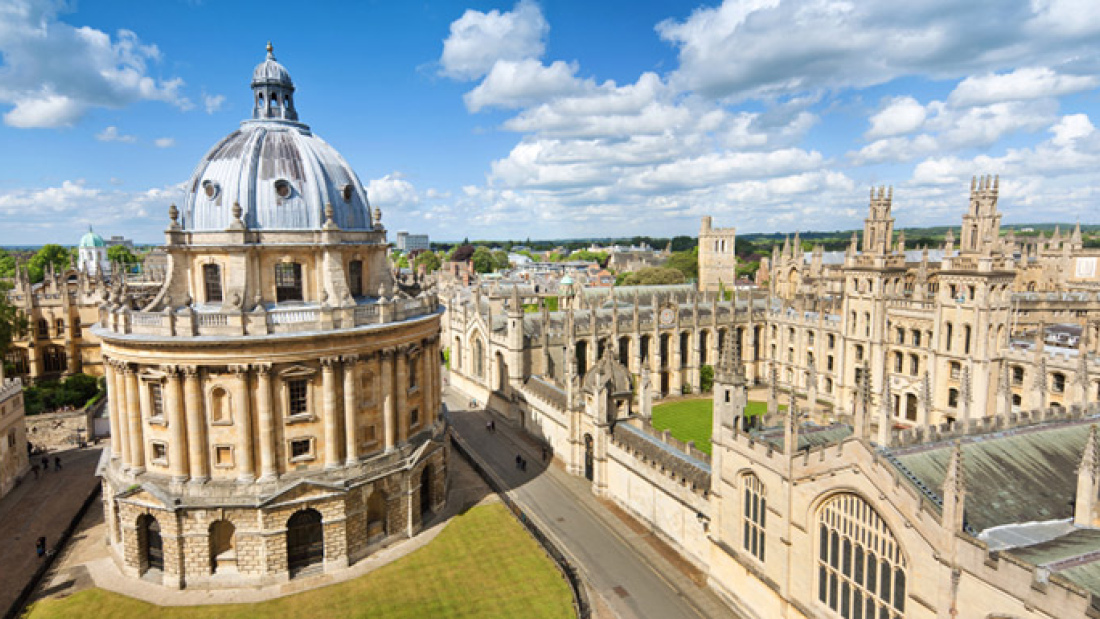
77,227,109,276
697,216,737,292
105,235,134,249
395,231,430,252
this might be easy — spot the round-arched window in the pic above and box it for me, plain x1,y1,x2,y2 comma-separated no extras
275,179,292,198
203,180,220,200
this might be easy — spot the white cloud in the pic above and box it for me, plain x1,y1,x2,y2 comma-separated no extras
154,137,175,148
948,67,1099,107
866,97,927,138
203,93,226,114
0,0,190,128
96,125,137,143
656,0,1100,100
368,173,420,210
439,0,548,81
1050,113,1095,146
464,59,587,112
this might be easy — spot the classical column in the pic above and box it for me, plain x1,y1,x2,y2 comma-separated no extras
382,349,396,452
343,355,359,465
182,366,208,482
112,361,131,467
231,365,255,482
124,365,144,473
255,364,277,481
396,348,409,443
103,359,122,459
321,357,341,469
163,365,188,483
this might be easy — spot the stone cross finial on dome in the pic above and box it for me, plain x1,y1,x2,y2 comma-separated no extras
266,41,274,58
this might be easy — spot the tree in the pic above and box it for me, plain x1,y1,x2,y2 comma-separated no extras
700,365,714,393
666,248,698,280
414,251,442,273
471,247,495,273
618,267,686,286
491,250,511,271
569,250,609,266
107,245,139,264
392,252,410,269
0,250,15,279
27,244,72,283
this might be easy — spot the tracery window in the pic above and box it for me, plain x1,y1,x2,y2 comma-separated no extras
742,473,766,562
817,493,906,619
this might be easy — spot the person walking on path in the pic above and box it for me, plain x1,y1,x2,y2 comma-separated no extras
35,537,46,559
490,420,496,433
41,456,48,472
54,456,61,471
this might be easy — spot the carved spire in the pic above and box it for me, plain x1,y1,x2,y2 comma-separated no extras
959,364,972,429
942,440,967,534
1076,425,1100,526
920,370,933,428
878,371,893,446
785,389,800,456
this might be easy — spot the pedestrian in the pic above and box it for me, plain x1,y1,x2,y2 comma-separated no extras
490,420,496,433
486,421,492,432
35,536,46,559
515,454,521,468
542,446,549,462
31,464,38,479
521,458,527,472
41,456,48,472
54,456,61,471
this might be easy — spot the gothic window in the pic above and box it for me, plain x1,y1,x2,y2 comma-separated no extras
896,328,904,344
950,362,961,380
348,260,363,297
788,348,794,362
5,349,28,375
37,319,48,338
911,330,920,347
1052,372,1066,394
825,378,833,393
963,325,972,355
288,379,309,416
948,388,959,408
1011,366,1024,385
944,323,953,351
807,352,815,367
275,262,304,302
73,321,81,338
817,493,907,619
203,263,223,303
863,313,871,337
909,354,919,377
55,318,64,336
808,331,815,346
854,345,864,362
893,352,903,373
827,356,834,372
742,473,766,562
828,334,836,349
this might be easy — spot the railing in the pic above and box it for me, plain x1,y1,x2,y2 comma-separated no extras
268,309,318,325
131,313,164,327
197,313,229,327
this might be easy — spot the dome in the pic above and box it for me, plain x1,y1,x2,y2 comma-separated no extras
252,42,293,88
181,45,372,232
79,227,105,248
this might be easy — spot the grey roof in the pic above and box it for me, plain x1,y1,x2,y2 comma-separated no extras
890,419,1097,532
801,249,948,266
1005,528,1100,598
752,423,852,452
612,422,711,491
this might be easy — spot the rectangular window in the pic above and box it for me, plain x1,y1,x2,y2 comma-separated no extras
290,438,313,461
151,441,167,464
410,408,420,428
203,263,223,303
365,425,377,443
288,379,309,416
275,262,304,302
348,260,363,297
149,382,164,418
215,445,233,467
409,357,418,391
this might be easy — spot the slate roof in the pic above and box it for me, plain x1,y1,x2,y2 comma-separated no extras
1006,528,1100,599
612,422,711,491
752,423,853,452
889,418,1098,532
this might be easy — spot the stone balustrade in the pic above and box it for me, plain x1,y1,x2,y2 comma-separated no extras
97,293,439,337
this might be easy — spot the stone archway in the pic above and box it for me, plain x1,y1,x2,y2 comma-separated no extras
138,514,163,574
209,520,236,574
286,509,324,577
420,467,433,518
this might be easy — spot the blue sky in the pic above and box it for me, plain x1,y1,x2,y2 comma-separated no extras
0,0,1098,244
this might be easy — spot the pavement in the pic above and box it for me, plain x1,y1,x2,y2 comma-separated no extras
444,385,742,619
0,445,103,617
28,445,498,607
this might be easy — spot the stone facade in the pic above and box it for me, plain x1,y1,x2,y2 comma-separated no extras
96,46,447,589
0,377,28,499
698,216,738,293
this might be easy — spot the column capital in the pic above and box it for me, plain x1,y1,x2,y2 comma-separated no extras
341,354,360,365
160,364,181,377
229,364,251,375
121,362,137,376
380,347,397,360
254,363,273,376
320,356,340,369
181,365,201,379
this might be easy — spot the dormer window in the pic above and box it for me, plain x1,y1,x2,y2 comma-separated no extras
342,184,354,203
274,179,292,199
202,180,220,200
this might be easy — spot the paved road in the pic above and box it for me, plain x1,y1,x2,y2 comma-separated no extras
444,387,740,619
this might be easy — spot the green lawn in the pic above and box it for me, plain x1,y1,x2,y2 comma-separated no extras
651,399,778,455
25,503,575,619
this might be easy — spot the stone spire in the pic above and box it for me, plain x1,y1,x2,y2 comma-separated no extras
920,370,933,428
854,361,873,439
766,362,779,420
785,390,800,456
942,440,967,535
959,364,972,430
1075,425,1099,527
878,372,893,446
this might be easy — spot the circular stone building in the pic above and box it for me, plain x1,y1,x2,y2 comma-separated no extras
95,45,447,588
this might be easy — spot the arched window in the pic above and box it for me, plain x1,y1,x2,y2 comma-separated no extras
1052,372,1066,394
5,349,28,375
949,362,961,380
893,352,903,373
908,354,919,377
348,260,363,297
742,473,766,562
963,325,972,355
911,330,921,347
948,388,959,408
37,318,48,339
473,338,485,379
203,263,223,303
944,323,953,351
209,387,230,423
817,493,906,619
55,318,65,336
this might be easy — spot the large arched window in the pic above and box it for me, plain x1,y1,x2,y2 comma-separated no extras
742,473,766,562
817,493,906,619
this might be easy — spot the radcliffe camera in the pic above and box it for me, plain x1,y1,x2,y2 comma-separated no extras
0,2,1098,619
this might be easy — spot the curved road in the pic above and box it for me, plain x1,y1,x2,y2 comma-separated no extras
444,387,740,619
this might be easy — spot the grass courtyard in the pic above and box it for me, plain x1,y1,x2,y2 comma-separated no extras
25,503,575,619
651,399,775,455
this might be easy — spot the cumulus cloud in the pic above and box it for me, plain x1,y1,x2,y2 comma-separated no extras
95,125,136,143
368,173,420,210
439,0,548,81
0,0,190,128
866,97,927,139
203,93,226,114
656,0,1100,100
154,137,175,148
464,59,587,112
949,67,1099,107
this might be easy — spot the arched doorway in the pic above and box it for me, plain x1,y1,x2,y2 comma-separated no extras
367,490,387,542
138,514,163,573
420,467,433,518
286,509,324,577
494,352,507,392
661,372,670,395
583,434,594,481
618,336,630,367
209,520,235,574
576,340,588,376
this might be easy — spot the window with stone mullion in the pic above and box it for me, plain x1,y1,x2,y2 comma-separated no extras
741,474,766,562
817,494,906,619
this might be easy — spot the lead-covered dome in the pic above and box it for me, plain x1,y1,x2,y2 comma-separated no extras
181,44,372,232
